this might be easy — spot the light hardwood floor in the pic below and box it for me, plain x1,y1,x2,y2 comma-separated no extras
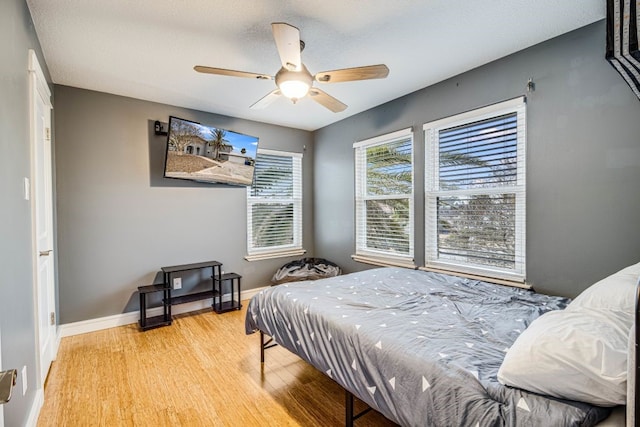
38,303,397,426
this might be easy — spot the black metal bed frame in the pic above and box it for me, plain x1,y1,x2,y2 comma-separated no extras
260,330,367,425
259,283,640,426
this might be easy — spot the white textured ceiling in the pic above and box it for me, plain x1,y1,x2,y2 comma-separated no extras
26,0,604,131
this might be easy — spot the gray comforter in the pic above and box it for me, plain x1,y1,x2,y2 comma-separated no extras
245,267,610,426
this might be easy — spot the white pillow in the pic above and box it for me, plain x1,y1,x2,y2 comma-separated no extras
498,309,628,407
568,262,640,320
627,325,636,427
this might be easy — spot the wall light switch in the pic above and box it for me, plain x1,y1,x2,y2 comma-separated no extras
21,366,27,396
173,277,182,290
24,178,30,200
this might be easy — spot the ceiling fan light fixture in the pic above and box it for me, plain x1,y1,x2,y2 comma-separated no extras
275,66,313,101
279,79,310,100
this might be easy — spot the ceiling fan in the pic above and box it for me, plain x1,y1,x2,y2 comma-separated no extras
194,22,389,113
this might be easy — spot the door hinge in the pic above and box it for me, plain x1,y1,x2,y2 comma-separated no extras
50,312,55,325
45,127,51,141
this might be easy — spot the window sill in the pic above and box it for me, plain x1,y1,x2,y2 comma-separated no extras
418,266,530,290
351,254,416,270
245,249,306,262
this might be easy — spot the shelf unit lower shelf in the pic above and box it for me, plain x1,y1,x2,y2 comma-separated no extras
214,300,242,314
138,314,172,331
166,290,219,306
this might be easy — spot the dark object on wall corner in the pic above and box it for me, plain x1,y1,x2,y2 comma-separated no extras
606,0,640,101
272,258,342,284
154,120,168,136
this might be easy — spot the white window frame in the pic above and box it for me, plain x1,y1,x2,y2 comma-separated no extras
423,97,526,282
245,149,304,261
352,128,415,268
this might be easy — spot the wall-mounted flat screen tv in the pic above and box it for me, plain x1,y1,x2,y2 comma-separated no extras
163,116,259,186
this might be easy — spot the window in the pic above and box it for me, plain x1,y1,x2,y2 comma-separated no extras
353,128,414,267
246,149,304,260
424,97,526,281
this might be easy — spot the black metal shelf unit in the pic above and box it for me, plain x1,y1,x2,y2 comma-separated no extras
161,260,223,315
138,260,242,331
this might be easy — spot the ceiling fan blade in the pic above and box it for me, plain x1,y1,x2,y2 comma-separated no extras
309,88,347,113
315,64,389,83
272,22,302,71
250,89,282,109
194,66,272,80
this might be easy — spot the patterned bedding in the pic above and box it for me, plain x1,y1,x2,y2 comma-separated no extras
245,267,611,426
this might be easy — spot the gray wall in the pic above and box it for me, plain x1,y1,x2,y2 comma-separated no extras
54,86,314,323
313,21,640,298
0,0,53,425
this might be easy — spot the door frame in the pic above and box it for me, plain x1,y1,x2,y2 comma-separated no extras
28,49,57,389
0,327,3,427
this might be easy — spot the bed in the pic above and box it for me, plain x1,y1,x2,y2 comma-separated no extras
245,265,639,426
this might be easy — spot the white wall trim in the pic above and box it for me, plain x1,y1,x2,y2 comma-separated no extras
28,47,57,395
28,50,51,106
25,388,44,427
52,330,62,361
58,286,268,338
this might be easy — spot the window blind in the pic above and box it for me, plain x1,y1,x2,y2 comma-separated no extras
424,98,526,281
438,113,518,190
354,128,414,263
247,149,303,257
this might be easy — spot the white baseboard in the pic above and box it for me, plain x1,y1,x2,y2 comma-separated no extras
25,388,44,427
52,328,62,361
58,286,268,338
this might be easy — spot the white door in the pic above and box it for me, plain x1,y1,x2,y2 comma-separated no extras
29,50,56,387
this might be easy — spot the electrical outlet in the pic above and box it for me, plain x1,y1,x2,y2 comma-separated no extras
173,277,182,290
21,366,27,396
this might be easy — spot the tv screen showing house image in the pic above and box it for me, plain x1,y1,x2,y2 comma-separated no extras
163,116,259,186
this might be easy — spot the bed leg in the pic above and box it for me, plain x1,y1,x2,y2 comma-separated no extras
345,389,354,427
259,331,277,366
344,388,373,426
